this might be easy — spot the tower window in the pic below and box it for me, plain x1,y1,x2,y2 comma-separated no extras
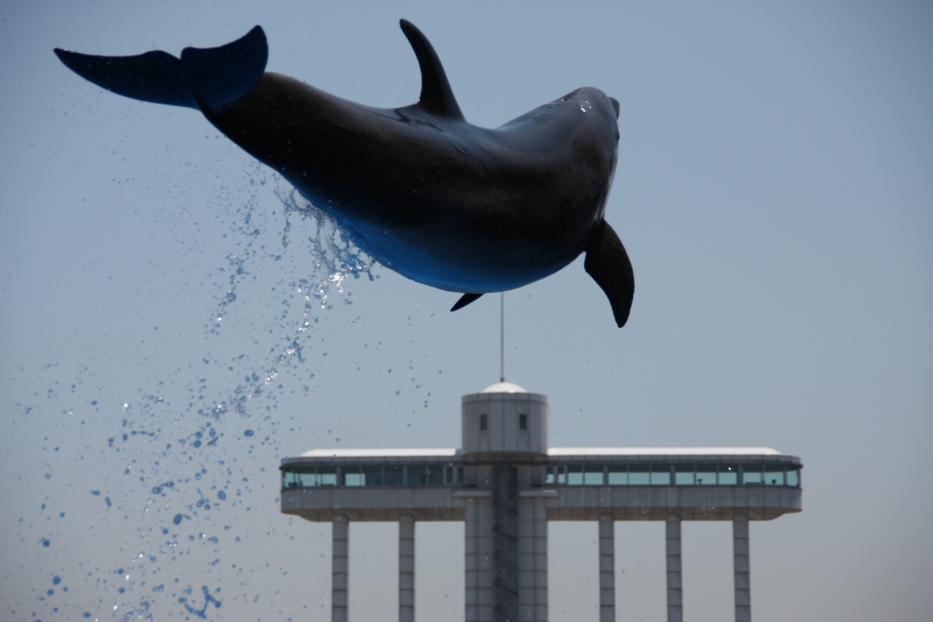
479,414,488,431
519,414,528,430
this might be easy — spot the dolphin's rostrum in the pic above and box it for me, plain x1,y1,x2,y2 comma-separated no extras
55,20,634,326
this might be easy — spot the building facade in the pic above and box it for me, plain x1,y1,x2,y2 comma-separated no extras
280,382,802,622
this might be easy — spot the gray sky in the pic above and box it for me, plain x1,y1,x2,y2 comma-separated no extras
1,1,931,620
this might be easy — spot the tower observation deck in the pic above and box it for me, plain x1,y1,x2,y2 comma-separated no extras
280,382,802,622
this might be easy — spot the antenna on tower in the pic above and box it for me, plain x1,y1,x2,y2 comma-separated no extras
500,292,505,382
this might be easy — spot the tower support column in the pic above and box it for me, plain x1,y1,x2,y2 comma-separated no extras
465,494,495,622
399,514,415,622
332,514,349,622
491,466,519,622
599,513,615,622
666,514,683,622
733,514,751,622
518,495,548,621
465,498,478,621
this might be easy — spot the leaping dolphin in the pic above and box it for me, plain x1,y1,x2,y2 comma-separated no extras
54,20,634,326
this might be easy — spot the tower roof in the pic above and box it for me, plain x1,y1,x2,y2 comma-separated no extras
481,381,527,393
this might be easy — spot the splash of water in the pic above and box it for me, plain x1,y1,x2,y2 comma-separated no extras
24,169,378,621
223,177,376,416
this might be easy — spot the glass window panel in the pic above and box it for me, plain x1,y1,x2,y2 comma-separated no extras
427,466,444,486
382,465,404,486
293,466,336,487
301,466,337,486
650,470,671,485
718,465,738,485
584,468,605,485
567,466,584,486
675,471,695,485
410,465,429,486
696,469,716,485
345,472,364,486
764,470,784,486
361,465,383,486
742,467,762,485
786,468,800,487
629,465,649,486
546,466,568,485
607,465,627,485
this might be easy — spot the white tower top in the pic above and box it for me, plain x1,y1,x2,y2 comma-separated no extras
461,382,548,457
481,381,527,394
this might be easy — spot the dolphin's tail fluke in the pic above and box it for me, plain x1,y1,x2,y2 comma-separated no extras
54,26,267,112
585,220,635,328
180,26,268,110
53,48,197,108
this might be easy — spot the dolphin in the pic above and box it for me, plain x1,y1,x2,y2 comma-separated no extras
54,20,634,326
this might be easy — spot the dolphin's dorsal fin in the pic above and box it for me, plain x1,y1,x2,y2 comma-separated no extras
585,220,635,328
400,20,465,121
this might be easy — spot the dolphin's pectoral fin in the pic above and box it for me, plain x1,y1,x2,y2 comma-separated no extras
53,48,197,108
399,19,465,122
181,26,268,111
54,26,267,112
584,221,635,328
451,293,483,312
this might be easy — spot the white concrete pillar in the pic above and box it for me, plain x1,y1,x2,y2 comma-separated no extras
599,514,615,622
466,497,495,622
332,514,349,622
666,514,683,622
399,515,415,622
465,499,479,622
533,500,548,622
733,514,751,622
518,497,548,621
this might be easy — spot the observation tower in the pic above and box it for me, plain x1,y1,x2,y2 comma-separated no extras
280,382,802,622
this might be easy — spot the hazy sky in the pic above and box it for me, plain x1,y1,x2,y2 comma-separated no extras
1,1,931,621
